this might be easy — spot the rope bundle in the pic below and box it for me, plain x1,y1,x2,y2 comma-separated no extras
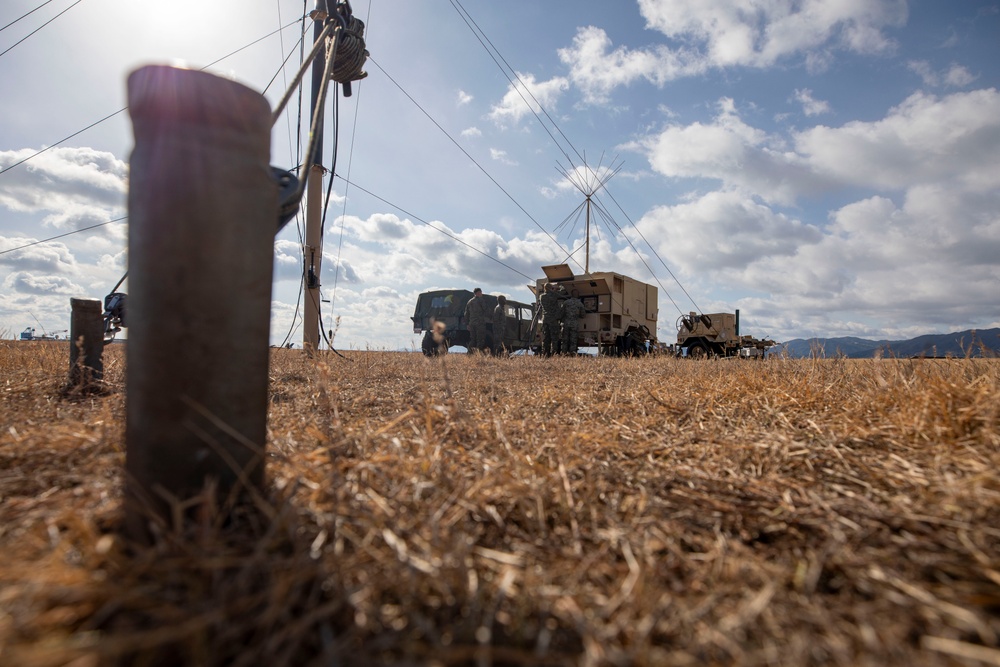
332,16,368,84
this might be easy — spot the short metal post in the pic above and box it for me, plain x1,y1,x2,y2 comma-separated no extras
68,297,103,387
124,65,277,538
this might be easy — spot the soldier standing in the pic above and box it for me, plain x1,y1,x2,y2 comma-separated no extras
562,289,584,355
492,295,507,356
539,283,563,357
464,287,489,353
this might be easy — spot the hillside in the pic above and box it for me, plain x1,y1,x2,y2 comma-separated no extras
1,343,999,666
779,327,1000,358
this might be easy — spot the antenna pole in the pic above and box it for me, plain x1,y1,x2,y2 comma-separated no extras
585,194,591,273
303,1,329,353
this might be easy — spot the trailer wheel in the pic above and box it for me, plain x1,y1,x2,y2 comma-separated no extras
687,341,709,359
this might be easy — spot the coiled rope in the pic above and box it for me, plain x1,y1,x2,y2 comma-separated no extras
331,15,368,84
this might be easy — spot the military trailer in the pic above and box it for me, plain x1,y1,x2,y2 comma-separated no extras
411,289,536,355
530,264,658,355
675,310,776,358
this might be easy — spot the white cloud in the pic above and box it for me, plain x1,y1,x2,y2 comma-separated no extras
461,126,482,138
795,89,1000,192
638,0,906,64
0,238,78,274
334,212,574,291
625,86,1000,340
636,190,822,275
909,60,977,88
908,60,937,86
3,270,84,296
457,89,473,105
737,187,1000,336
0,147,127,230
793,88,831,116
273,239,302,282
487,73,569,127
558,26,706,104
557,1,907,103
628,97,824,205
489,148,518,166
324,256,362,285
944,64,976,87
631,89,1000,206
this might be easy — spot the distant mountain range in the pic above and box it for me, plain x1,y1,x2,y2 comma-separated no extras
776,328,1000,358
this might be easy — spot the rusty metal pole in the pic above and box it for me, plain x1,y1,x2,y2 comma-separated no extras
124,65,277,538
68,297,104,388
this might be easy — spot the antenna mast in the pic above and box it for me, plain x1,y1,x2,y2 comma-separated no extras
557,155,623,274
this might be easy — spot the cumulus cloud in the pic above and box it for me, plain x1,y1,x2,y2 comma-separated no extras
461,127,482,138
489,148,518,166
629,89,1000,206
0,147,127,230
0,238,78,274
909,60,977,87
273,239,303,282
558,26,706,104
624,86,1000,340
638,0,906,64
488,73,569,127
628,98,825,205
334,212,575,291
457,89,473,105
793,89,831,116
3,271,84,296
636,191,823,274
555,1,907,104
737,186,1000,336
945,64,977,87
795,89,1000,192
325,256,362,285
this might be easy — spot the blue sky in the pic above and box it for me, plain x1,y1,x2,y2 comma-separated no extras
1,0,998,349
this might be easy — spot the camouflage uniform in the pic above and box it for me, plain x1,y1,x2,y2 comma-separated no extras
464,291,489,352
561,294,584,355
554,285,570,354
492,299,507,356
539,284,563,357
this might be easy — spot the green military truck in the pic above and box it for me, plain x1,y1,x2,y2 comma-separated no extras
411,289,536,355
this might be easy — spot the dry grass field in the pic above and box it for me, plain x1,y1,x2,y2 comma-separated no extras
1,340,999,666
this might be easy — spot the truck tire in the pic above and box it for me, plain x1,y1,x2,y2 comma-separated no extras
421,330,448,356
687,341,709,359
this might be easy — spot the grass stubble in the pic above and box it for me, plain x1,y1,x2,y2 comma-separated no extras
0,340,998,666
